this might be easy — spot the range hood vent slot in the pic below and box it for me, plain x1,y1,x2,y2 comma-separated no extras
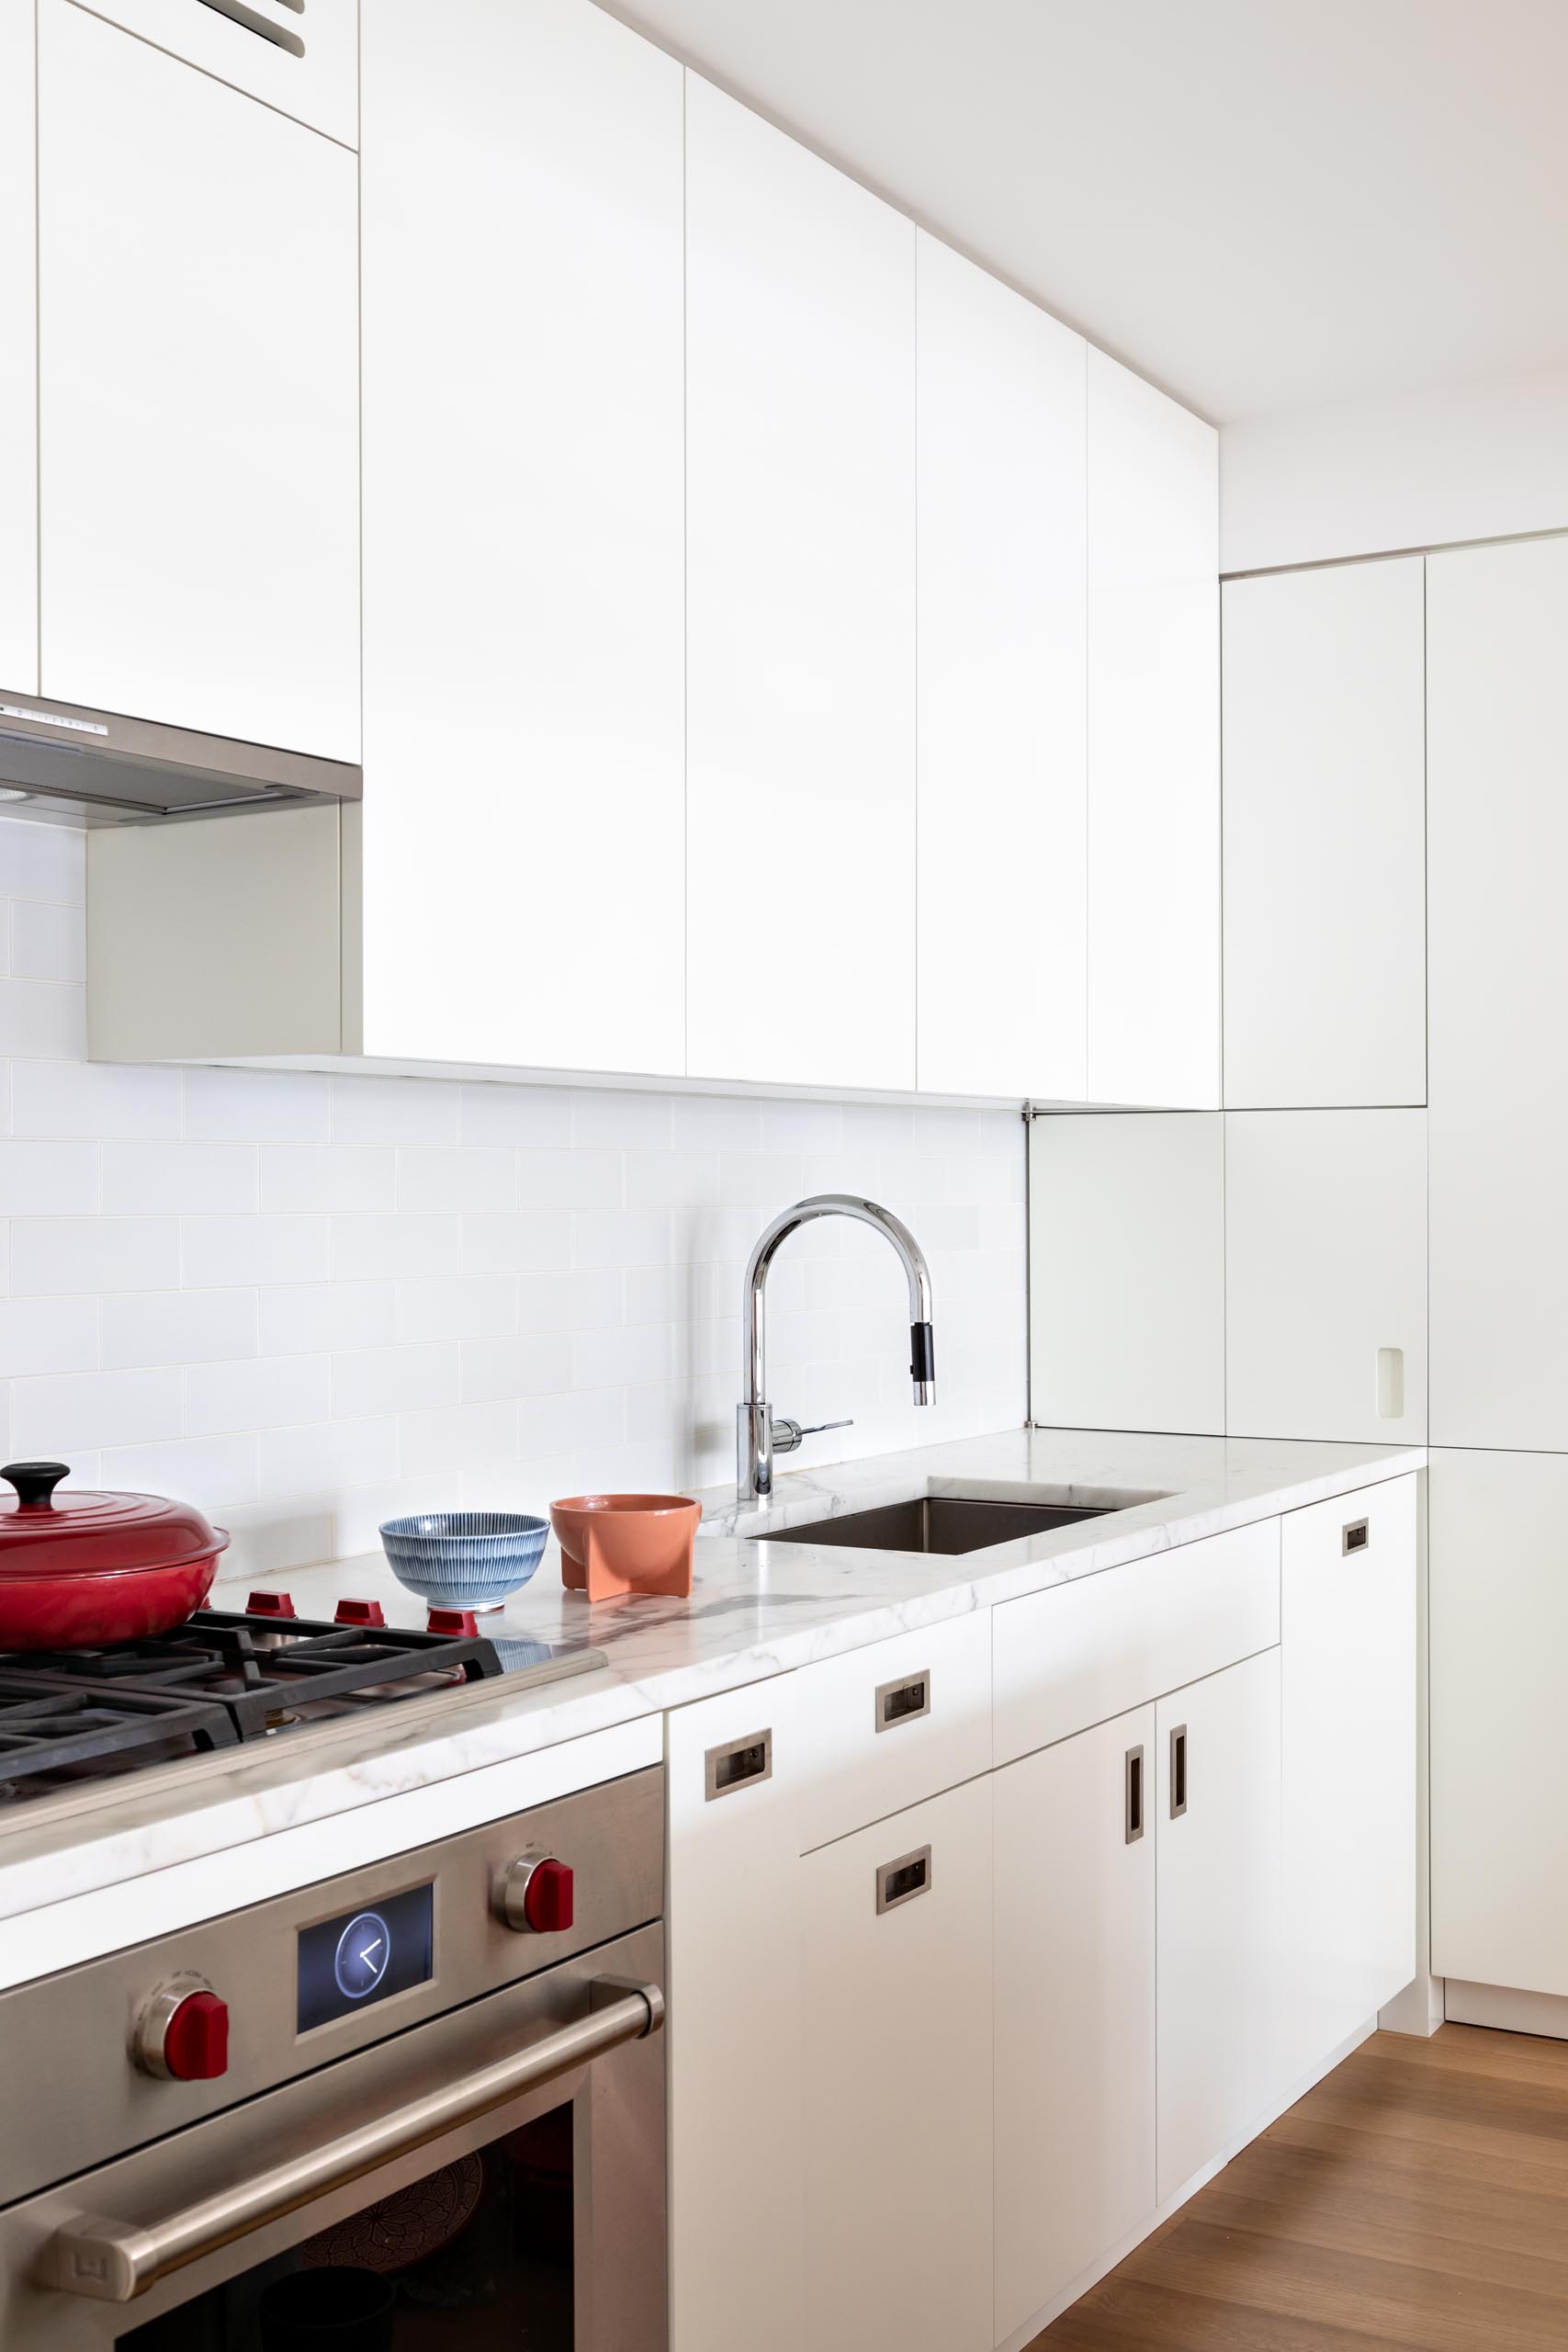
0,693,360,821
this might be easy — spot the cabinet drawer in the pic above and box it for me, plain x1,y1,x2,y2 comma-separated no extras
795,1611,990,1853
993,1518,1280,1766
75,0,358,145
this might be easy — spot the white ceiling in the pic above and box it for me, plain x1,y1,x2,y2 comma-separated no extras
605,0,1568,424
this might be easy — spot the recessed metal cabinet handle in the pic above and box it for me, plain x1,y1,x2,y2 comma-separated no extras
1169,1724,1188,1821
40,1978,663,2302
195,0,307,55
1124,1744,1145,1844
875,1844,932,1915
704,1727,772,1801
874,1670,931,1733
1342,1517,1371,1556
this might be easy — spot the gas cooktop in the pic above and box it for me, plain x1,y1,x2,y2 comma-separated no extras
0,1598,603,1809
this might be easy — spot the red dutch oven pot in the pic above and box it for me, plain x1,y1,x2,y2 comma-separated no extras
0,1461,230,1651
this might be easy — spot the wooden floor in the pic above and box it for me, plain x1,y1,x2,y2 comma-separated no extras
1030,2026,1568,2350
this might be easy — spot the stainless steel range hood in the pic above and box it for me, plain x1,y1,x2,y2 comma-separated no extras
0,690,361,821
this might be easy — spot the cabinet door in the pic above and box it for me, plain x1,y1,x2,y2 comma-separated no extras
1429,538,1568,1449
994,1707,1156,2341
0,0,35,691
69,0,357,144
1430,1450,1568,1997
1223,559,1427,1109
360,0,684,1075
37,0,358,760
1156,1645,1282,2202
1029,1111,1224,1435
667,1679,803,2352
1086,351,1220,1109
685,76,917,1091
915,232,1087,1100
1280,1476,1417,2083
1224,1108,1427,1442
801,1776,992,2352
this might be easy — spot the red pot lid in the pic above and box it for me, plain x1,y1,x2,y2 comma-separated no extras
0,1462,229,1579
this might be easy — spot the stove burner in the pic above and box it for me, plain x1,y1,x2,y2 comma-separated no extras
0,1608,503,1803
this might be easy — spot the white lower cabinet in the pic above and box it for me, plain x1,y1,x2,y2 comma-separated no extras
1156,1645,1283,2203
666,1679,803,2352
994,1705,1156,2340
801,1776,993,2352
1280,1478,1417,2082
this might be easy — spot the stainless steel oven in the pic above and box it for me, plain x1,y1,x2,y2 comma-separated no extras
0,1765,665,2350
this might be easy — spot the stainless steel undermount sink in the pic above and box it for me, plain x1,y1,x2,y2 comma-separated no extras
747,1493,1126,1556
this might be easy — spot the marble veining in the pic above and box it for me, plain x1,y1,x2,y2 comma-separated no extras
0,1427,1424,1951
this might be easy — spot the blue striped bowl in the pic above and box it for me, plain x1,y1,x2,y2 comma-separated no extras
378,1510,549,1611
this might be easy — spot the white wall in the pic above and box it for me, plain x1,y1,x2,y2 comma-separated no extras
0,818,1026,1579
1220,367,1568,573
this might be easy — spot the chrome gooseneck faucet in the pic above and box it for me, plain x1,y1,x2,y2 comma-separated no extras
738,1193,935,1503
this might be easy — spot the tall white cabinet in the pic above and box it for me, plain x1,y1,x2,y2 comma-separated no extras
360,0,686,1076
684,77,917,1092
0,0,35,691
37,0,359,760
1222,558,1427,1109
1428,537,1568,1451
915,235,1088,1101
1087,352,1221,1110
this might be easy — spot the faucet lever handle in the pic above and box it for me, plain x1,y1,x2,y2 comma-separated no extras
771,1416,853,1457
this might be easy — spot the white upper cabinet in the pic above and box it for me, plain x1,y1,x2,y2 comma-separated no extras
915,234,1087,1101
1087,352,1220,1109
359,0,685,1075
685,77,918,1092
1428,537,1568,1449
0,0,36,693
71,0,358,145
1225,1108,1427,1443
37,0,359,760
1223,559,1427,1110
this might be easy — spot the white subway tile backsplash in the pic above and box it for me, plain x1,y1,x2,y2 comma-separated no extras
333,1341,460,1419
261,1145,397,1215
104,1142,258,1216
13,1058,182,1139
398,1147,519,1214
0,819,1025,1571
186,1353,332,1437
14,1215,181,1295
10,899,85,983
0,1294,99,1377
0,978,85,1060
0,1139,98,1215
333,1074,460,1145
102,1287,257,1371
331,1214,459,1282
184,1214,331,1288
184,1068,331,1142
398,1274,518,1343
12,1364,183,1453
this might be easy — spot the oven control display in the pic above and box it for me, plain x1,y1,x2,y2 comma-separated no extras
298,1883,434,2032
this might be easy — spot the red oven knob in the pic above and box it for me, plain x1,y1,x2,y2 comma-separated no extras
134,1976,231,2081
498,1855,575,1935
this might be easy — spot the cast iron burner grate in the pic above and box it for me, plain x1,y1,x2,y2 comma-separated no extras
0,1673,237,1804
1,1609,503,1744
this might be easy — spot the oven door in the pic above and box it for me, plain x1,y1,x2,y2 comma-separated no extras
0,1922,663,2352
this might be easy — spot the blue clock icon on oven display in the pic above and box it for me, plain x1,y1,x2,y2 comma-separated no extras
333,1909,392,2001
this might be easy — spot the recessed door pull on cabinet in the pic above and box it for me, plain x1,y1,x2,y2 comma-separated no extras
1168,1724,1189,1820
1342,1517,1371,1556
704,1727,773,1801
875,1671,931,1733
1124,1744,1145,1844
874,1845,932,1915
195,0,306,57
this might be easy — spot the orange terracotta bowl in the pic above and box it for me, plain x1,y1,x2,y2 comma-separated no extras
550,1493,701,1603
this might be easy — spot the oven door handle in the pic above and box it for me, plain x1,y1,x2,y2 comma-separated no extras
39,1975,664,2303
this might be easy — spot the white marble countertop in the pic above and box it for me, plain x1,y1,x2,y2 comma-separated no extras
0,1427,1424,1944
